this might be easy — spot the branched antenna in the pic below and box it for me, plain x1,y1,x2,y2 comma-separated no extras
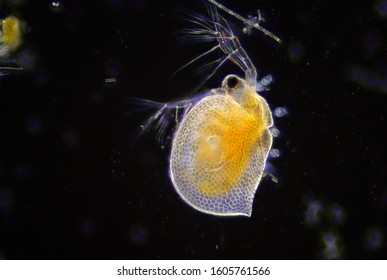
206,0,282,43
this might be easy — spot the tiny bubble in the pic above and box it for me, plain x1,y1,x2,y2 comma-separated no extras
274,107,288,117
256,83,265,92
269,149,280,158
270,126,280,137
261,75,273,86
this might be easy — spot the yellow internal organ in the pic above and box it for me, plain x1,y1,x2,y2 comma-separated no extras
2,16,22,51
194,95,266,196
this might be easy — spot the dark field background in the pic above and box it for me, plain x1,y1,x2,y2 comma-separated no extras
0,0,386,259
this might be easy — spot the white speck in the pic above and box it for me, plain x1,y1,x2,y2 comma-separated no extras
105,78,117,83
51,1,61,7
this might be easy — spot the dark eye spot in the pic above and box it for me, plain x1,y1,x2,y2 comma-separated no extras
226,76,239,88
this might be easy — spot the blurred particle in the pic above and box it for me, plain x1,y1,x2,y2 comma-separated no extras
16,49,37,71
322,232,341,259
129,224,149,245
269,148,280,158
34,72,49,86
104,59,121,87
328,204,345,225
362,32,382,57
50,4,64,13
62,128,80,148
91,92,103,104
104,58,122,76
80,220,96,236
269,126,280,137
7,0,26,6
105,78,117,84
50,1,64,13
345,64,387,93
130,0,148,11
256,75,273,92
14,164,30,180
381,188,387,207
273,107,288,118
288,41,305,63
365,228,384,251
141,151,157,168
25,116,42,135
260,75,273,86
0,188,13,215
263,162,279,183
375,1,387,18
105,0,122,9
305,200,323,225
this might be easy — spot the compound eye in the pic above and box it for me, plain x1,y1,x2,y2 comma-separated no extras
222,75,243,91
226,75,239,89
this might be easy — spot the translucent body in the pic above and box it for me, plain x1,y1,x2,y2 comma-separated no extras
170,76,273,216
134,2,280,217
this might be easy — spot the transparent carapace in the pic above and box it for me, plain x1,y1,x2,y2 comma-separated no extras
135,0,281,217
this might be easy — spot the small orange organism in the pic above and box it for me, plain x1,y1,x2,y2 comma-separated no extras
1,16,22,52
0,15,24,73
0,16,23,55
135,1,281,217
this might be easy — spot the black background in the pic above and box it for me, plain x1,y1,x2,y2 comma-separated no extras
0,0,386,259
